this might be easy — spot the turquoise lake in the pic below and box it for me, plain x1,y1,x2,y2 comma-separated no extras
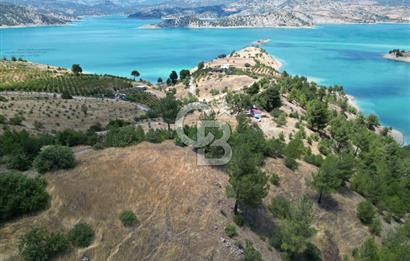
1,16,409,142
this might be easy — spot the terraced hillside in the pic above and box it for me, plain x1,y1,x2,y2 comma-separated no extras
0,61,132,97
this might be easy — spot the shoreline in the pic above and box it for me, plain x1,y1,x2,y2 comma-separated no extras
383,53,410,63
0,19,79,29
346,94,405,145
139,23,316,29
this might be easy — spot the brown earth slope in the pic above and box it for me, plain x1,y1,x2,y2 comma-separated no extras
0,142,280,261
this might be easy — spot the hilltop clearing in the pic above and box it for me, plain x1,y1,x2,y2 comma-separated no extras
0,142,276,260
0,141,394,260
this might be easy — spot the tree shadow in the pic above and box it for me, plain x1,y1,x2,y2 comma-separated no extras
338,185,355,198
240,205,278,239
309,193,341,212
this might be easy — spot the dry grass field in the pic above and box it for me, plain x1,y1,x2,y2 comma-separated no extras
0,141,388,260
0,142,281,261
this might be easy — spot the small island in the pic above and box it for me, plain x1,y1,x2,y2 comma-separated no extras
384,49,410,63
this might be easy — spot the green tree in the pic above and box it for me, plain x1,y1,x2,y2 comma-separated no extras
197,61,205,70
157,77,163,83
179,69,190,81
0,173,49,222
312,156,343,204
18,228,68,261
257,87,282,112
169,70,178,85
357,201,375,225
131,70,140,80
157,93,181,130
119,210,138,227
68,223,94,248
71,64,83,75
33,145,75,174
306,100,328,131
330,116,350,152
278,197,316,256
366,114,380,130
228,116,268,214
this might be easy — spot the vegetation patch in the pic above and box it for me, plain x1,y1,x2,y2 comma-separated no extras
68,223,95,248
0,172,49,223
19,228,68,261
119,210,138,227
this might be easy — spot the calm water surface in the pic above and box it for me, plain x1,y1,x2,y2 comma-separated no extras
1,16,409,142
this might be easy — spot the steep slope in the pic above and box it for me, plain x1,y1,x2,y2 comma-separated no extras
0,3,74,27
134,0,410,27
0,142,279,260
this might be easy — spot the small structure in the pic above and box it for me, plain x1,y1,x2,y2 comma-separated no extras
134,85,147,91
220,63,230,70
249,106,262,122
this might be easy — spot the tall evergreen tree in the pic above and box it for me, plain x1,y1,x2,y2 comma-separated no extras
306,100,328,131
312,156,343,204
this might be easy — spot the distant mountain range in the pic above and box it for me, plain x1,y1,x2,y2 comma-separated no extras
131,0,410,28
2,0,409,27
0,3,74,27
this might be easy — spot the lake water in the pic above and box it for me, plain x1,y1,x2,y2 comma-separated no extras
1,16,409,143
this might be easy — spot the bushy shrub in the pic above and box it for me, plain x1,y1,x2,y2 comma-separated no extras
284,157,298,170
318,139,332,156
0,130,55,170
145,128,174,143
284,137,305,159
0,173,49,222
269,196,291,219
56,129,87,146
210,89,220,96
34,145,75,174
68,223,94,248
357,201,375,225
304,152,323,167
270,230,283,249
270,173,280,186
106,119,131,129
244,240,262,261
264,138,285,158
18,228,68,261
6,153,32,171
102,126,145,148
225,224,237,238
369,218,382,236
119,210,137,227
233,214,244,227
